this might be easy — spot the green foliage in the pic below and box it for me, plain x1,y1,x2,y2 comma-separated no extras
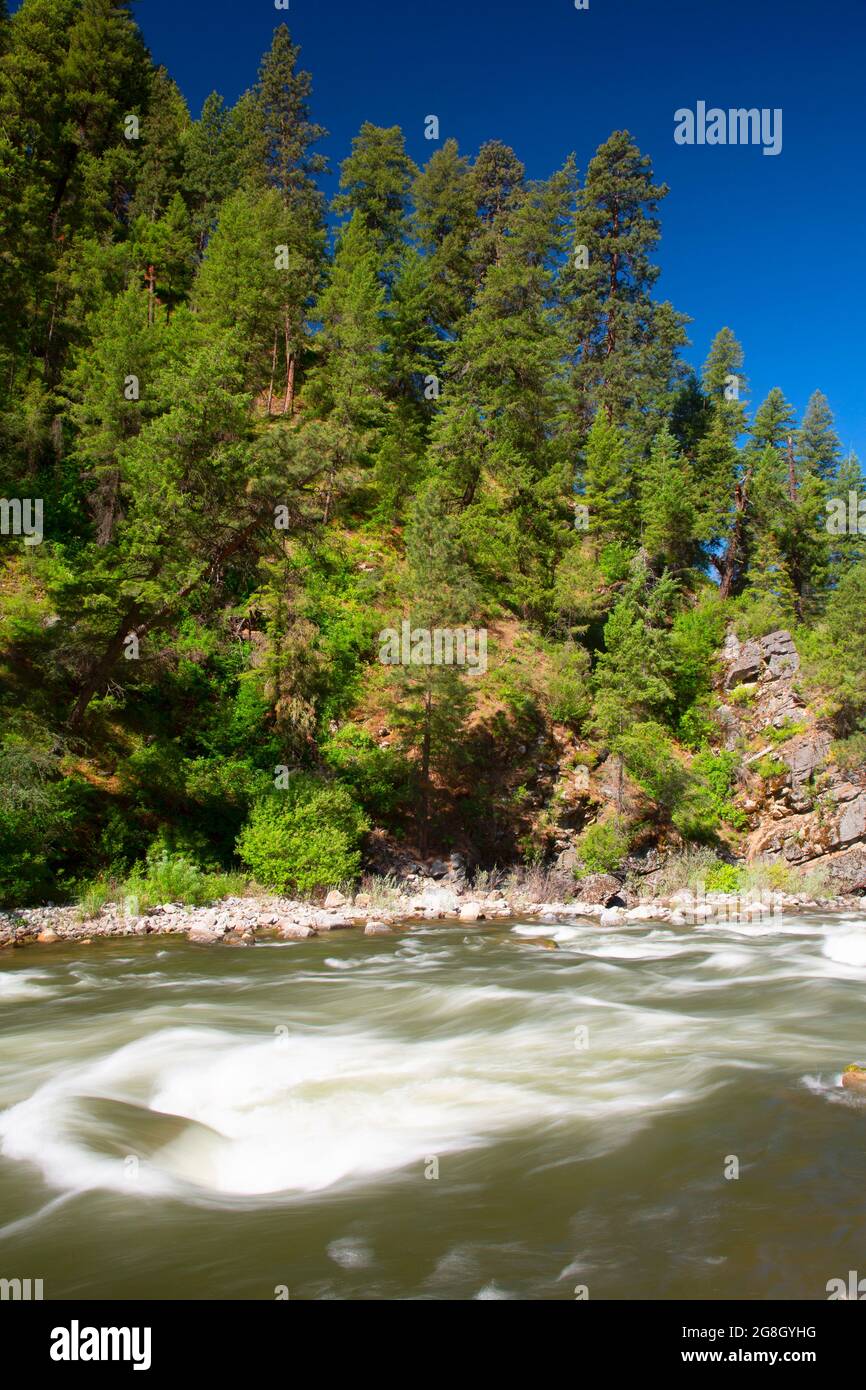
0,5,859,905
728,683,757,706
321,725,412,820
704,862,744,893
755,755,788,780
236,776,368,894
690,749,747,830
575,817,630,875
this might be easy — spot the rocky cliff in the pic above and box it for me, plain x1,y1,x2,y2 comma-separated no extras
716,629,866,894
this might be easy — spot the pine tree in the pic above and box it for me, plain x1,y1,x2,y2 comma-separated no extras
469,139,526,277
182,92,246,251
640,425,697,572
752,387,796,450
798,389,841,483
243,24,328,209
386,481,481,853
194,185,324,411
564,130,688,440
701,326,747,439
412,138,475,332
582,411,634,542
828,450,866,578
428,163,575,616
127,66,190,223
592,555,679,739
305,211,386,520
333,123,417,273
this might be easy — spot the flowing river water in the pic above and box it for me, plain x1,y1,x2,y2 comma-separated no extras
1,912,866,1300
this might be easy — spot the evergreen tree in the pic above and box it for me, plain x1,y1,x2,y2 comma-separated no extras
305,211,386,519
333,123,417,272
798,389,841,483
412,138,476,332
564,130,688,440
386,481,480,853
242,24,328,209
751,387,796,450
592,555,679,739
194,185,324,411
469,139,526,276
582,411,634,542
640,425,697,572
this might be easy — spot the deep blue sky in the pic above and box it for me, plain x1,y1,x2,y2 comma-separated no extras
114,2,866,456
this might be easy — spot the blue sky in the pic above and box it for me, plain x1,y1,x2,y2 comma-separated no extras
122,1,866,457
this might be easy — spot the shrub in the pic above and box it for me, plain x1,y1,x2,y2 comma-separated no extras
76,854,249,918
755,756,788,780
704,862,744,893
831,731,866,771
236,775,368,895
637,845,721,897
690,749,747,831
575,817,630,875
320,725,412,819
728,683,757,707
765,720,808,746
124,853,247,912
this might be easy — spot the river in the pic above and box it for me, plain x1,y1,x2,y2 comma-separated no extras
1,913,865,1300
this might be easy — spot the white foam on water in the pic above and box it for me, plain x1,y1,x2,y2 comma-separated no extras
327,1237,374,1269
0,970,55,1001
3,912,855,1210
822,929,866,967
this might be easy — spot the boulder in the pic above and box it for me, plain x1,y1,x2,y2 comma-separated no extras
278,922,317,939
599,906,627,927
572,873,623,905
837,793,866,846
310,911,353,931
779,732,831,785
364,920,391,936
324,889,348,909
842,1065,866,1094
188,926,224,945
36,928,59,943
724,638,763,688
459,902,483,922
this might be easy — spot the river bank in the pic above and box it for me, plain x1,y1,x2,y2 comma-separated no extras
3,877,866,949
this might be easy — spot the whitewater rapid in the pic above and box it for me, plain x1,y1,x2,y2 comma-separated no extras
2,913,865,1211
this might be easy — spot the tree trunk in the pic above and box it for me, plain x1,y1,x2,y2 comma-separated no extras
719,468,753,600
787,434,797,502
419,685,432,857
282,317,296,416
266,325,279,416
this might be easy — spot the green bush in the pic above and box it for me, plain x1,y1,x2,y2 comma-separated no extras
704,862,744,893
236,775,368,895
755,755,788,780
690,749,747,831
765,720,808,746
76,853,249,918
320,725,412,819
124,852,246,910
575,817,630,875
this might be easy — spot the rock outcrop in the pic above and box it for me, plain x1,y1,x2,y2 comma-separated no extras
718,630,866,885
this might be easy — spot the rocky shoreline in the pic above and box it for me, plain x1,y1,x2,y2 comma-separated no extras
2,876,865,950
